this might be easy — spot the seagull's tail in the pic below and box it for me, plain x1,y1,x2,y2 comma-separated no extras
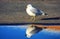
45,13,48,16
40,10,48,16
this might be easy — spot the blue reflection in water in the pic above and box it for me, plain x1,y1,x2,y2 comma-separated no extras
0,25,60,39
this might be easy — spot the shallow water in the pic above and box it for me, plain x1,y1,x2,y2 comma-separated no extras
0,25,60,39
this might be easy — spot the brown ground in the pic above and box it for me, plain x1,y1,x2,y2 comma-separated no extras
0,0,60,23
32,24,60,31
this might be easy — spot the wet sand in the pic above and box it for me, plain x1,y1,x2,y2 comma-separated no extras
0,0,60,23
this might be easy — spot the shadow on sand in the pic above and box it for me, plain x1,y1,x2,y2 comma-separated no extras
41,17,60,20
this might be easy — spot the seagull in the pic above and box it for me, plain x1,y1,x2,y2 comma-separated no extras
25,25,46,38
26,4,48,21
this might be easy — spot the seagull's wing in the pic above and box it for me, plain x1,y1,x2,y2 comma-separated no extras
30,7,43,15
30,7,39,14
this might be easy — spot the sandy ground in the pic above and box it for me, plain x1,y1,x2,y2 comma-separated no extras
0,0,60,23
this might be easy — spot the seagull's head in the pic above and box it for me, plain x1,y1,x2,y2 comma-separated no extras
27,4,32,8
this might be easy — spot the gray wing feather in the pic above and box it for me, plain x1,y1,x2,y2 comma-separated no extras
30,7,44,15
30,8,39,13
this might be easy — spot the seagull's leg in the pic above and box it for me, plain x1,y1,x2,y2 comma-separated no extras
29,16,34,21
33,16,36,22
30,16,36,22
32,16,33,20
